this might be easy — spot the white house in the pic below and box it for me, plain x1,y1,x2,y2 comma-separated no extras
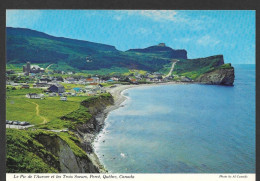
26,93,44,99
60,97,67,101
49,92,57,97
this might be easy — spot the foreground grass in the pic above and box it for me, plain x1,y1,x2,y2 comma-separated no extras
6,129,88,173
6,88,94,129
6,129,59,173
6,88,112,130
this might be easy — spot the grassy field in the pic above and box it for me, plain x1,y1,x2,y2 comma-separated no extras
6,87,92,129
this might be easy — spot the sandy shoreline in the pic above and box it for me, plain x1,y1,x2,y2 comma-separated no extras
106,81,190,111
90,81,189,172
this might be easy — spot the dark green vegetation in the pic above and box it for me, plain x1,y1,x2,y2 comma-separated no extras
6,27,234,80
7,129,59,173
6,129,89,173
127,44,187,59
6,27,187,72
172,55,225,80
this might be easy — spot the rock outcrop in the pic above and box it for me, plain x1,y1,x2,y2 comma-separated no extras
75,95,114,154
35,134,101,173
195,67,235,86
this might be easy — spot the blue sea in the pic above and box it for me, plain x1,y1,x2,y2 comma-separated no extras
94,64,255,173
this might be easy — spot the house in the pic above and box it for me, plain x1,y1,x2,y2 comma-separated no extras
26,93,44,99
92,77,100,83
180,76,192,82
146,78,153,82
86,78,94,84
111,77,119,81
106,79,114,83
39,78,51,84
21,84,30,89
129,78,138,84
49,92,57,97
90,83,98,85
64,77,76,84
85,85,97,90
73,87,81,92
33,82,50,88
23,62,45,75
6,70,15,74
78,79,87,84
86,77,100,84
48,84,65,93
10,82,20,86
60,97,67,101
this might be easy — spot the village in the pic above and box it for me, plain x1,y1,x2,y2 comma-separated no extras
6,62,193,101
5,61,194,128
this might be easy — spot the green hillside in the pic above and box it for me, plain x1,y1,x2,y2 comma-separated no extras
6,27,186,72
172,55,225,79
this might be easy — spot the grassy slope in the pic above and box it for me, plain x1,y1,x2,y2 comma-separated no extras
172,55,225,80
6,129,89,173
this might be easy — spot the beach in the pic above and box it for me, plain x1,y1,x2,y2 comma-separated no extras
105,81,189,114
90,81,189,172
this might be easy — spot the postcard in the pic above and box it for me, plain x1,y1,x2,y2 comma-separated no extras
5,10,255,181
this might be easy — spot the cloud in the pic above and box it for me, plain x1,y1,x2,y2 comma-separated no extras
121,10,212,31
197,35,220,46
6,10,42,27
114,15,122,21
125,10,178,22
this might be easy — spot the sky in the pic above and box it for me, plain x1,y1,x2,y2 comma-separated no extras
6,10,255,64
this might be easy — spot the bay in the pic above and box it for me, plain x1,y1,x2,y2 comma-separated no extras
94,64,255,173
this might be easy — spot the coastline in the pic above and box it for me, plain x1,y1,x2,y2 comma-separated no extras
105,81,191,114
90,81,189,172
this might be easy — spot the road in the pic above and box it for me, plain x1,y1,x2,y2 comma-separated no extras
45,64,53,71
165,59,179,77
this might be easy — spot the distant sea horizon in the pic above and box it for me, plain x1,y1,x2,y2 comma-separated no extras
94,64,255,173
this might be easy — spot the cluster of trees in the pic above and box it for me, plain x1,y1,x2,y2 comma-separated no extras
7,75,34,83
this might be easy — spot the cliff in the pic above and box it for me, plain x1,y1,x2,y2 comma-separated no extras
33,132,102,173
172,55,235,85
6,93,114,173
195,65,235,86
61,93,114,171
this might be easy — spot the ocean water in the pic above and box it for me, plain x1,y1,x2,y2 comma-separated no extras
94,64,255,173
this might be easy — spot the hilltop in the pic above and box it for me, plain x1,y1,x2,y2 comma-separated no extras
7,27,185,72
127,43,187,59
